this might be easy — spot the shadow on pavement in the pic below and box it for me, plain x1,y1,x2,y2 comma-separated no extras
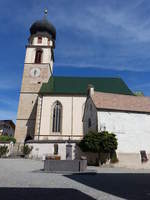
65,173,150,200
0,188,95,200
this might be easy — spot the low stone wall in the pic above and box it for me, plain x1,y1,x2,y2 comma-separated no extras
44,159,87,172
27,142,76,160
28,143,99,164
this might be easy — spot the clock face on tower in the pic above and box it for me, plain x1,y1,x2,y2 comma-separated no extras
30,67,41,77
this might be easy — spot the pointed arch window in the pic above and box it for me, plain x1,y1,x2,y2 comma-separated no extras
35,49,43,63
52,101,62,133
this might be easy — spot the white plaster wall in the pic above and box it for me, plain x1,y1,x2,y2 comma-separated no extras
72,97,86,135
32,37,53,46
25,48,52,64
97,111,150,153
40,96,72,135
42,48,51,63
39,96,86,137
28,143,76,160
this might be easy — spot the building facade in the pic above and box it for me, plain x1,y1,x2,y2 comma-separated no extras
0,120,15,137
15,16,137,160
83,86,150,153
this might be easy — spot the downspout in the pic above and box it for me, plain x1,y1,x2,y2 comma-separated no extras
71,96,73,138
38,95,43,140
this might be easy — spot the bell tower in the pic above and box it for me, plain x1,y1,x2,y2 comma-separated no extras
15,11,56,142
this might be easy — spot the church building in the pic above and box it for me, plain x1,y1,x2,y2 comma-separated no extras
15,14,146,160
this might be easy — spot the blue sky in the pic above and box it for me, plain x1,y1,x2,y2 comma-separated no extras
1,0,150,122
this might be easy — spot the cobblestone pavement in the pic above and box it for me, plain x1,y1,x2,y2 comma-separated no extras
0,159,150,200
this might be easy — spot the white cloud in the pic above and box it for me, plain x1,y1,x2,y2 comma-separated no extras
1,0,150,73
55,62,150,72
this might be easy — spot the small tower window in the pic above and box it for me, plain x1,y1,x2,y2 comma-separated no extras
38,36,42,44
88,118,92,128
35,49,43,63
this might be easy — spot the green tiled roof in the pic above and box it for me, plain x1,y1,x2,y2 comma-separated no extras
40,76,134,95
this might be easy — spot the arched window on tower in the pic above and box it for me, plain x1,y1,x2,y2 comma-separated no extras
35,49,43,64
38,36,42,44
52,101,62,133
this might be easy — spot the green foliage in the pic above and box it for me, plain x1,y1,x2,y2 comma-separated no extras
110,151,119,163
79,131,101,153
22,145,33,156
78,131,118,165
79,131,118,154
0,146,9,157
0,135,16,143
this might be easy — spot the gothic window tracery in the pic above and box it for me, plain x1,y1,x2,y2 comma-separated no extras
52,101,62,133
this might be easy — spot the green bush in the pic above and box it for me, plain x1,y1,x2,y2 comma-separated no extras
0,146,9,158
78,131,101,153
22,145,33,156
79,131,118,153
110,151,119,163
0,135,16,143
78,131,118,165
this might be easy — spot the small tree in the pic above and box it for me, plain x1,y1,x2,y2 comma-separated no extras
78,131,118,165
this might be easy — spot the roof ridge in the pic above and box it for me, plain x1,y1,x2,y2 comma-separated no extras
53,76,122,79
94,91,150,98
92,91,150,113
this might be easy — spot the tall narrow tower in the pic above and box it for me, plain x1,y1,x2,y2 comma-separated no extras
15,12,56,142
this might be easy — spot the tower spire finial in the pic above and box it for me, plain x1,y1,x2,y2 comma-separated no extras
44,9,48,18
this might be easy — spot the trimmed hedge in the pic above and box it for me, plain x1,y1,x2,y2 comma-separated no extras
0,135,16,143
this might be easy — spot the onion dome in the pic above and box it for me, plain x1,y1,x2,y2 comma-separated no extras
30,18,56,40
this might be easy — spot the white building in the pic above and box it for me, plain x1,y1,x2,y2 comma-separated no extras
15,14,146,160
83,86,150,157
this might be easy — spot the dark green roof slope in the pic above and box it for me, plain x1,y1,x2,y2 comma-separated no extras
40,76,134,95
